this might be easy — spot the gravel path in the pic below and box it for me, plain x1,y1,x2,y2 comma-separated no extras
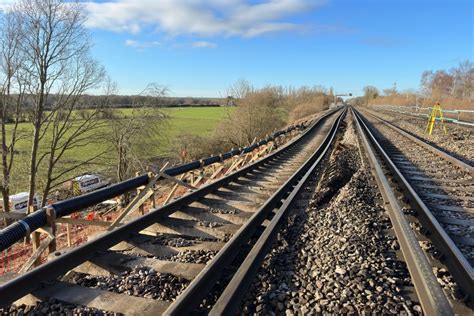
240,119,420,315
368,108,473,165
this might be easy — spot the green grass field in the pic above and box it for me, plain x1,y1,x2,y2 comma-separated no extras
162,107,231,138
6,107,232,192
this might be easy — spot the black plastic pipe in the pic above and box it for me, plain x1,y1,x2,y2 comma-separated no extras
0,175,150,251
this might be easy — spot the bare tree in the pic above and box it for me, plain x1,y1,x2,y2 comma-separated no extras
420,70,433,97
430,70,453,99
383,83,397,97
450,61,473,100
38,56,106,205
421,62,473,101
0,9,28,214
8,0,104,210
363,86,379,105
106,82,168,182
225,79,252,102
217,86,286,147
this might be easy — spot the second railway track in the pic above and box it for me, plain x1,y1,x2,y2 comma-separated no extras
354,108,474,314
0,108,345,314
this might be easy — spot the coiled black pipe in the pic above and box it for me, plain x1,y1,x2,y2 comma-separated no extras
0,121,307,251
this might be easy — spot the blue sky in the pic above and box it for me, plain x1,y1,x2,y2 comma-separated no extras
4,0,472,97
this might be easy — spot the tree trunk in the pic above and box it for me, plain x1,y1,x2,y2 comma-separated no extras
41,159,54,207
1,116,10,214
27,121,41,212
27,83,45,213
1,80,11,217
117,145,123,182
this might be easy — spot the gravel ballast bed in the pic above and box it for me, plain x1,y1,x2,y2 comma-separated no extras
0,299,121,316
168,249,218,264
70,267,189,301
240,120,420,315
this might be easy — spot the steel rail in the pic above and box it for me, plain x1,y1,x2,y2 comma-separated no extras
164,109,346,315
353,108,453,315
208,107,344,315
0,109,341,308
354,108,474,302
364,111,474,173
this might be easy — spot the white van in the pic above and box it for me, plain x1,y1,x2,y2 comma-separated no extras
72,174,110,195
0,192,42,214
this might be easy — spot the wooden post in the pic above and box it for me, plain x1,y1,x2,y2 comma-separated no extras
139,200,145,215
224,155,245,175
29,205,41,267
135,172,145,216
66,224,72,247
163,174,185,205
19,235,54,273
149,171,156,209
46,207,57,253
107,163,173,230
136,187,145,216
191,167,205,187
204,165,225,185
150,192,156,209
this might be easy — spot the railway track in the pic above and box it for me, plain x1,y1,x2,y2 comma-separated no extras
0,108,345,314
354,108,474,314
2,106,472,315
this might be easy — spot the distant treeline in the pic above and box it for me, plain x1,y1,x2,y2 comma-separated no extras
7,94,227,110
350,60,474,110
80,95,226,108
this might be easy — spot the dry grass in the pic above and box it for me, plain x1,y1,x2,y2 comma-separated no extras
170,133,228,162
289,97,328,123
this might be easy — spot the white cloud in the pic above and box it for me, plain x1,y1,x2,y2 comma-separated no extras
125,39,161,48
85,0,324,37
191,41,217,48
